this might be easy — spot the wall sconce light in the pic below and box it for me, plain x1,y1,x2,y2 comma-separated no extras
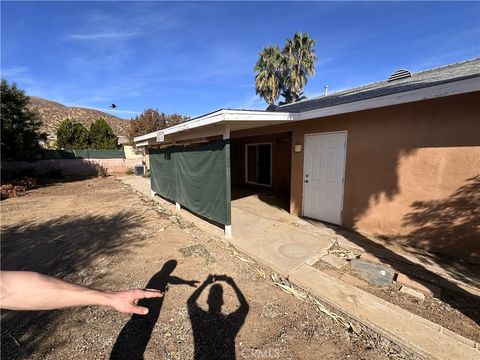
294,145,302,153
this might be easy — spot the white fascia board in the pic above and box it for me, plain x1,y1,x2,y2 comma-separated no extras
134,110,296,143
298,76,480,121
134,110,225,142
223,110,297,122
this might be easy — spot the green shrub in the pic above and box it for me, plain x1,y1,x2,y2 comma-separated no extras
89,118,117,150
56,118,89,149
1,80,42,161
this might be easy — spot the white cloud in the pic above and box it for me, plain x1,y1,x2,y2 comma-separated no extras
1,66,37,86
67,31,139,41
1,66,29,77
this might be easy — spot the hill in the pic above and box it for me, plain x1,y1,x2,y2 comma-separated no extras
28,97,130,137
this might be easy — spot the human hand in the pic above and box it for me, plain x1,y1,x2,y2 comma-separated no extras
223,276,234,285
104,289,163,315
212,274,227,282
186,280,199,287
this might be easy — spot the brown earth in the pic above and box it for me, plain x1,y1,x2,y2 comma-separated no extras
28,96,130,137
1,177,397,360
313,257,480,343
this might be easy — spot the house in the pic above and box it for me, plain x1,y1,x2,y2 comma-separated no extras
134,58,480,262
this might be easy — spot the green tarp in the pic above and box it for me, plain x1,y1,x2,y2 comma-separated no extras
42,149,125,159
149,140,231,226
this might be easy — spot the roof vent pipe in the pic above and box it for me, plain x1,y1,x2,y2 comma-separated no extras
324,85,329,96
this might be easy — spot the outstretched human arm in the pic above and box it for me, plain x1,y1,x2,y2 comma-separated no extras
0,271,163,315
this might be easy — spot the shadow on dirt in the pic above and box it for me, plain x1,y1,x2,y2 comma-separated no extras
1,211,145,359
188,274,249,360
110,260,198,360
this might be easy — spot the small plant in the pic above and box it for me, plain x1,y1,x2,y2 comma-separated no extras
125,167,134,175
95,164,108,178
142,169,150,178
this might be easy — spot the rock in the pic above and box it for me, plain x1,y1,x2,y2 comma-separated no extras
350,259,395,286
400,285,425,300
395,273,441,298
321,254,349,269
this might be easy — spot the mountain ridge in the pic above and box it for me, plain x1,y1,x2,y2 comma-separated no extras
28,96,130,137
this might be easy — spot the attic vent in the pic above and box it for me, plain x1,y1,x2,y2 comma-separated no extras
387,69,412,82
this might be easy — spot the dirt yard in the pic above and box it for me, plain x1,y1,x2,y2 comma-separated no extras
1,177,396,360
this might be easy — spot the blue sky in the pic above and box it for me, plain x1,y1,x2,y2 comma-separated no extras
1,1,479,119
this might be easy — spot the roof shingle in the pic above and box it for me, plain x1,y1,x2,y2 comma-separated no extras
278,58,480,113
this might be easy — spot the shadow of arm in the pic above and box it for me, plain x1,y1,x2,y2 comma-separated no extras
187,275,212,311
227,277,249,315
169,275,199,287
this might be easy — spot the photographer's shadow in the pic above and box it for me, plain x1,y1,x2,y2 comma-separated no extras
110,260,197,360
188,274,249,360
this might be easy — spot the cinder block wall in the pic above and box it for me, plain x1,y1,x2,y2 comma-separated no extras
2,158,143,176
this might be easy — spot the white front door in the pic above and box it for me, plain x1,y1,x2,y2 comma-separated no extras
303,131,347,225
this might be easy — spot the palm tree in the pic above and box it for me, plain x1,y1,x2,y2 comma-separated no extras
280,32,317,104
254,46,282,105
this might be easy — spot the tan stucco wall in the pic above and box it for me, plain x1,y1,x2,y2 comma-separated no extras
232,92,480,260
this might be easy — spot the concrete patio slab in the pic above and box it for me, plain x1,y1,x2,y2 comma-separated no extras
230,204,332,275
290,264,479,360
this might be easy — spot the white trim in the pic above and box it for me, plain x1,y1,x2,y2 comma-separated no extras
223,125,230,140
302,130,348,226
296,77,480,121
136,141,149,147
134,109,296,143
224,224,232,238
245,142,273,187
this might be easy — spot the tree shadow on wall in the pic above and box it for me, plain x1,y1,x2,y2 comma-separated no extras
400,175,480,271
0,212,146,360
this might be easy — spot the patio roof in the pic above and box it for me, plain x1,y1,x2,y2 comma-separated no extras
134,109,297,145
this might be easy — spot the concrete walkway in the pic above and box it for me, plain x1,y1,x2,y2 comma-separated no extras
118,176,479,360
230,193,334,275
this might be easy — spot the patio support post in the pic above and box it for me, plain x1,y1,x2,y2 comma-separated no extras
175,202,181,212
223,125,232,238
